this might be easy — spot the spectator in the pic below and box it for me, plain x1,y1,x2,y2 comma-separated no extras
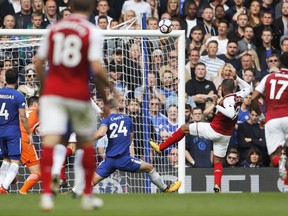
121,0,151,24
0,0,14,28
134,71,165,104
185,48,200,80
146,0,158,19
147,16,158,30
247,0,261,27
42,0,59,28
168,147,179,168
59,7,71,19
185,107,213,168
206,20,229,55
227,13,248,42
280,37,288,53
0,68,5,88
97,15,108,30
167,0,180,19
148,97,169,141
242,147,264,168
242,68,256,90
199,6,218,37
183,1,199,38
55,0,70,13
171,17,182,30
2,14,16,29
150,49,164,79
254,11,279,49
273,2,288,42
199,40,225,81
223,148,241,168
239,53,261,78
27,10,44,29
185,62,217,111
226,0,247,25
32,0,44,13
165,104,178,136
17,66,39,98
159,70,177,100
187,26,204,52
261,0,275,19
256,27,281,71
258,54,280,81
237,25,257,55
127,98,157,159
213,5,226,27
209,0,229,12
14,0,33,29
213,63,236,90
237,109,268,166
218,40,241,72
185,103,193,123
107,65,126,96
119,9,140,30
94,0,112,29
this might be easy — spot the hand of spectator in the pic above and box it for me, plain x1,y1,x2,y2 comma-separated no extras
245,138,252,142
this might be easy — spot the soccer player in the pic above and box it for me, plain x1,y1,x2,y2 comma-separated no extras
35,0,116,210
19,96,41,194
0,69,32,194
251,52,288,192
72,99,182,195
150,76,252,192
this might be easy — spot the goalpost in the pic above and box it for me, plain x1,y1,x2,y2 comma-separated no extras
0,28,186,194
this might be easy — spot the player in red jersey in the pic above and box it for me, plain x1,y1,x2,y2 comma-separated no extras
19,96,41,194
150,77,252,192
252,52,288,192
35,0,116,211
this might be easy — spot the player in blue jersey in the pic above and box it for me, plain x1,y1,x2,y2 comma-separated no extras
72,99,182,195
0,69,32,194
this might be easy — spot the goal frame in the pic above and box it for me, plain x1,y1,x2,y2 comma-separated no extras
0,29,186,193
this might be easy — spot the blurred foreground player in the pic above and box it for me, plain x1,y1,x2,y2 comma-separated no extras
35,0,116,210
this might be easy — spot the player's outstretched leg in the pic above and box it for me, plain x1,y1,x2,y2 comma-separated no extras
213,162,223,193
150,128,187,154
143,161,182,193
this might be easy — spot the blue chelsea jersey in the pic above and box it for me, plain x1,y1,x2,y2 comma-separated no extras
100,113,134,158
0,88,26,135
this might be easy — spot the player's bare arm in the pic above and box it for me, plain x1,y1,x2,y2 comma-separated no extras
19,108,33,145
93,125,108,141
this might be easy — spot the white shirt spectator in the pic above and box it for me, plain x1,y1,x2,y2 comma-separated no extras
121,0,152,24
206,36,228,55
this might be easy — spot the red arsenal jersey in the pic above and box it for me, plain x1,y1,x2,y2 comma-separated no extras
255,69,288,122
37,15,104,101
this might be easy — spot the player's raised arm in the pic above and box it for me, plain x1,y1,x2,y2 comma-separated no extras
235,76,253,97
93,125,108,141
216,97,236,119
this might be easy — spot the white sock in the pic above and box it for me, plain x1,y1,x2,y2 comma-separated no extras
148,168,167,191
0,161,11,185
2,163,19,190
73,149,85,196
51,144,67,176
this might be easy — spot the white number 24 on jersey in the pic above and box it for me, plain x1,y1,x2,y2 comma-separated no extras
109,120,128,138
0,103,9,120
269,79,288,100
52,33,82,67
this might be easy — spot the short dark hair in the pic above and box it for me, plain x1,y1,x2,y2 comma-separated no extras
27,96,39,107
5,68,18,84
280,52,288,68
221,79,235,92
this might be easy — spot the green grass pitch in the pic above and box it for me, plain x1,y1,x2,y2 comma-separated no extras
0,193,286,216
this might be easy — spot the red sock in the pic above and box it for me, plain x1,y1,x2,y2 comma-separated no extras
40,146,53,194
159,128,185,151
82,146,96,195
272,156,280,167
60,148,73,181
214,162,223,186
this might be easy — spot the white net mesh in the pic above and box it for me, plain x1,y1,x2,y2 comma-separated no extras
1,30,183,194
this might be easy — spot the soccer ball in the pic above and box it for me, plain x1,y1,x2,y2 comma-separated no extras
158,19,173,34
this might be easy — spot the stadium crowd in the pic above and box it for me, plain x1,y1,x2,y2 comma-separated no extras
1,0,288,194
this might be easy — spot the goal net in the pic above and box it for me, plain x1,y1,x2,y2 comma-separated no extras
0,29,186,194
